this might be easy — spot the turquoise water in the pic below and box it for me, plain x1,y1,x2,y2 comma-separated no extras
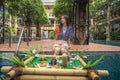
0,52,14,80
85,52,120,80
90,40,120,46
0,52,120,80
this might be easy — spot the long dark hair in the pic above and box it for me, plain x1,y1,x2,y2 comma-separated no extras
59,15,70,30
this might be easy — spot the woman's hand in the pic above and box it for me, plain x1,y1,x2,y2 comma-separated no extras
55,34,58,40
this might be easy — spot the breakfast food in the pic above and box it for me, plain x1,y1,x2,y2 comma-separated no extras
39,61,48,67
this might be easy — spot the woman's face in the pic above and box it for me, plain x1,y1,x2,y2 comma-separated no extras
60,16,66,24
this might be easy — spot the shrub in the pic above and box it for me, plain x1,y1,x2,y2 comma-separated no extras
49,30,55,39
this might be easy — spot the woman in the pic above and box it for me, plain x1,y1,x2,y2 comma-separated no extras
53,15,74,55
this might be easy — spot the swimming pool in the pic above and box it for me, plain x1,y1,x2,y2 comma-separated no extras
85,52,120,80
90,40,120,46
0,52,120,80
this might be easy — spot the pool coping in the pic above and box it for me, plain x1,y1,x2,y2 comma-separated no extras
0,40,120,52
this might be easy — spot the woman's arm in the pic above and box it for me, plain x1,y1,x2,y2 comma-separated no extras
69,26,74,39
54,26,60,40
67,26,74,46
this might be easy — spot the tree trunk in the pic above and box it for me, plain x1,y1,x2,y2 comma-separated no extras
75,3,87,45
9,14,12,27
14,16,18,29
25,22,31,46
106,2,111,41
36,21,41,40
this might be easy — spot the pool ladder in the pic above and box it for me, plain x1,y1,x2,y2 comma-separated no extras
15,27,25,55
0,26,29,55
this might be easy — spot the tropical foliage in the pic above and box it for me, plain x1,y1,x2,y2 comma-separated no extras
32,0,48,37
7,0,48,24
8,26,17,35
49,30,55,39
90,0,120,40
0,45,43,67
90,26,106,40
67,48,89,60
73,48,89,57
53,0,74,21
3,26,17,37
19,45,43,59
110,25,120,40
68,48,104,69
0,54,25,67
7,0,48,37
83,55,104,69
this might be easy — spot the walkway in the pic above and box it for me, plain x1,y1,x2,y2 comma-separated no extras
0,40,120,52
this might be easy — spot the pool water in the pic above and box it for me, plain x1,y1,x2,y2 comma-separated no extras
85,52,120,80
90,40,120,46
0,52,14,80
0,52,120,80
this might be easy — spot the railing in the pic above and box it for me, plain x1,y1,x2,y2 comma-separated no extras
15,27,25,55
0,26,11,47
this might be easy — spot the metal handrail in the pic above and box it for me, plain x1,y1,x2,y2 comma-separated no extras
0,26,7,33
0,27,4,32
15,27,25,55
0,27,11,47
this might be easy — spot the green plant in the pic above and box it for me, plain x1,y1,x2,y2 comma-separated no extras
90,28,95,35
110,31,120,40
19,45,43,59
49,31,55,39
68,48,89,59
74,48,89,56
3,26,17,37
8,26,17,35
99,27,105,33
0,54,25,67
27,62,35,67
110,25,120,40
4,30,9,37
83,55,104,69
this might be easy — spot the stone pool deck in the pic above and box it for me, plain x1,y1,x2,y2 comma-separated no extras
0,40,120,52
